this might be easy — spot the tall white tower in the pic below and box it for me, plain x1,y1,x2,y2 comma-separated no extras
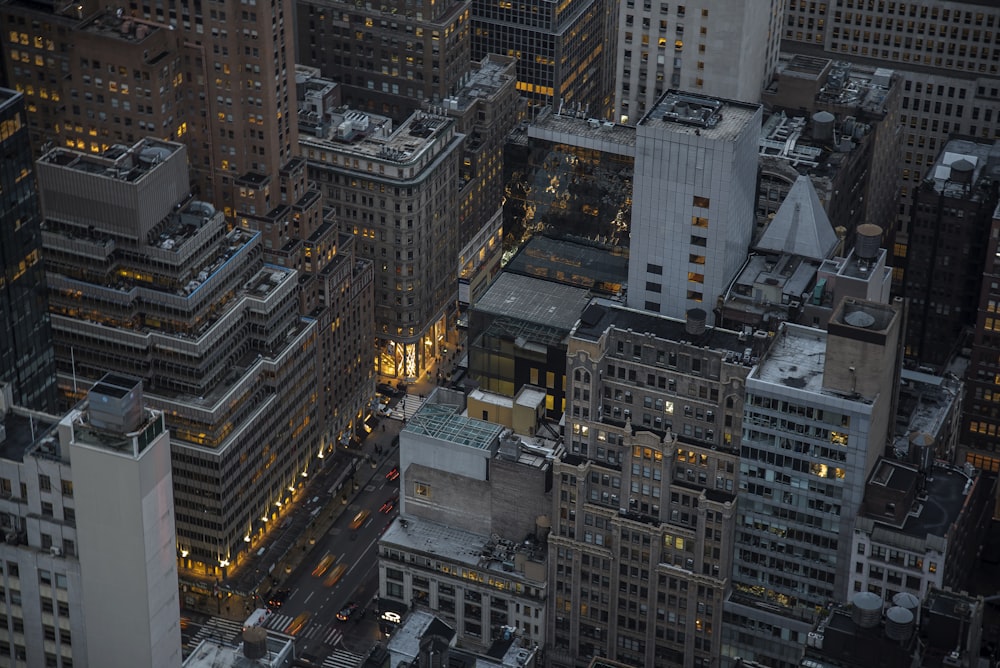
66,375,181,668
613,0,784,124
628,91,762,323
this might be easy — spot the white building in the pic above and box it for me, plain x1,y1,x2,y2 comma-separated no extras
378,388,557,650
722,298,904,668
0,376,181,668
613,0,784,124
628,91,762,324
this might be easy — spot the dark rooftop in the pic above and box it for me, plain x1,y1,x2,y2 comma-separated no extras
0,411,60,463
573,298,749,357
504,235,627,296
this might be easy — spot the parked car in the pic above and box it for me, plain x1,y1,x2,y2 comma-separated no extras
377,383,401,397
336,602,360,622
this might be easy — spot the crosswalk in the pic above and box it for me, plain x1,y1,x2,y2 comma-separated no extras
262,613,344,645
322,649,365,668
397,393,424,420
188,616,244,647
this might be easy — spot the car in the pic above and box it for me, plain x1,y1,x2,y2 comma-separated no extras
386,466,400,481
336,602,359,622
380,494,399,514
376,383,400,397
267,588,290,609
311,552,336,578
349,509,371,530
285,611,311,635
323,563,347,587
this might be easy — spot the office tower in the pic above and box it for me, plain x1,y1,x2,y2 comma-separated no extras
470,0,615,115
902,138,1000,370
68,376,181,668
0,376,181,668
33,139,328,583
613,0,783,124
0,88,58,412
550,300,755,668
723,298,904,668
300,103,463,380
377,387,556,650
781,1,1000,293
964,207,1000,467
295,0,473,121
760,55,902,250
628,91,762,324
0,0,299,219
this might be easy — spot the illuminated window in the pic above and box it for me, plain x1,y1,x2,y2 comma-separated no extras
415,482,431,498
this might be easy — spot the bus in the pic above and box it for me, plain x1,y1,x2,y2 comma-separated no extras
243,608,271,632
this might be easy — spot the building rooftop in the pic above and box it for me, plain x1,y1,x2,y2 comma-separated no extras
753,324,828,393
756,175,839,260
79,9,164,43
527,108,637,157
39,137,182,183
572,298,754,361
503,235,627,297
404,400,505,450
865,460,974,542
182,633,294,668
638,90,761,142
893,370,962,450
381,515,546,580
437,55,517,113
925,138,1000,200
474,273,592,333
0,406,61,463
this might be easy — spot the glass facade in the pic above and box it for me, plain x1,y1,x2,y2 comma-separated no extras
0,89,57,412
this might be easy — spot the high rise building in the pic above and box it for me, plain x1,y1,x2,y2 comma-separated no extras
902,138,1000,370
33,138,348,585
612,0,783,124
470,0,616,115
964,207,1000,468
759,55,902,250
723,298,904,668
295,0,473,122
627,91,762,324
550,300,755,668
0,375,182,668
299,102,463,379
0,88,58,412
0,0,300,219
781,0,1000,292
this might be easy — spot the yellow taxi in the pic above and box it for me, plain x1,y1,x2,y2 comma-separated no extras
285,611,310,635
349,509,370,530
323,563,347,587
311,552,336,578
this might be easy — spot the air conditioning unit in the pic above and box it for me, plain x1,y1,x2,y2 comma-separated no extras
4,532,18,545
50,546,62,557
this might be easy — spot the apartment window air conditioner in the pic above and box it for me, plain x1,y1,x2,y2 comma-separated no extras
50,546,62,557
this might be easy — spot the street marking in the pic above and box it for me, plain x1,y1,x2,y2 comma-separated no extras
304,591,314,605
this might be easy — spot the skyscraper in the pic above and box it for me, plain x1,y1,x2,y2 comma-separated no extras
33,138,329,582
627,91,762,324
295,0,473,121
781,0,1000,293
0,0,300,219
0,88,58,412
612,0,783,124
470,0,616,115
